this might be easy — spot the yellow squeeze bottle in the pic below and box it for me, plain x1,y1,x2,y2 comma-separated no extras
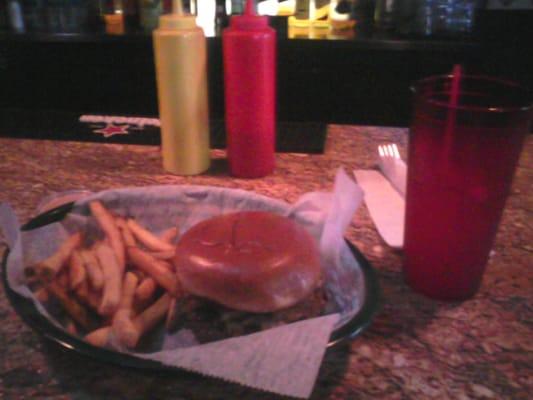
153,0,210,175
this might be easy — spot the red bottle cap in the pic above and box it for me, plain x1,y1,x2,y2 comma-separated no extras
230,0,268,29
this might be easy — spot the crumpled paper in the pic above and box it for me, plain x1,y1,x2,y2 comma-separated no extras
1,168,364,399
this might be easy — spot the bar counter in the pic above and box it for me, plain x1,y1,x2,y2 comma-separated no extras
0,125,531,399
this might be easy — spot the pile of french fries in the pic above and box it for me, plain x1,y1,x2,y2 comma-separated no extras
25,200,183,349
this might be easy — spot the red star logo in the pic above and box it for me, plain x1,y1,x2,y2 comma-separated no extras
93,123,130,138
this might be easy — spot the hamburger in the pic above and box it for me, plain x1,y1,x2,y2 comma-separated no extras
171,211,327,341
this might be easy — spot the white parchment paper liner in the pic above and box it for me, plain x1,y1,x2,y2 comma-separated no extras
1,168,365,398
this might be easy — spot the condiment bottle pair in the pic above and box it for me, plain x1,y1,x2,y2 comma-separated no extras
153,0,276,178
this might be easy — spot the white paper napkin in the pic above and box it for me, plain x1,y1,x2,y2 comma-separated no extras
353,169,405,249
137,313,340,398
354,144,408,249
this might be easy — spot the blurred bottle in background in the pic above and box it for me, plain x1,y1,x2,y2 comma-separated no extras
393,0,417,34
352,0,375,30
121,0,140,30
214,0,229,33
277,0,294,15
87,0,106,31
102,0,125,33
139,0,163,31
7,0,26,32
7,0,91,33
45,0,65,32
329,0,356,30
290,0,329,27
44,0,89,33
293,0,310,21
374,0,397,30
231,0,245,14
417,0,476,35
393,0,477,36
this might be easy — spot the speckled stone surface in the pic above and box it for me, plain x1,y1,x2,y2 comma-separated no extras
0,125,531,400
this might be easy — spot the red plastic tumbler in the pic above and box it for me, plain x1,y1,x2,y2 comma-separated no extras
403,74,532,301
222,0,276,178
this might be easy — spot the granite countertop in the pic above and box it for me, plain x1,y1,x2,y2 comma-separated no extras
0,125,531,399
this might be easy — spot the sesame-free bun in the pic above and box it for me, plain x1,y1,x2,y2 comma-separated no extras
173,212,322,313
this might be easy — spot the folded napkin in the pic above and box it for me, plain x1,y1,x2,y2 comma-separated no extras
354,149,407,249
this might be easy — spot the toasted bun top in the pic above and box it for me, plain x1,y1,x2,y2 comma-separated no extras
173,212,322,313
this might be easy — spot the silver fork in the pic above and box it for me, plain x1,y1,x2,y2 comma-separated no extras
378,143,407,197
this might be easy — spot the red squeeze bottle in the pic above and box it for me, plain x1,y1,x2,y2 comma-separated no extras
222,0,276,178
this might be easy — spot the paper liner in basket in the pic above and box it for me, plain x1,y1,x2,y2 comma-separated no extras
1,168,364,399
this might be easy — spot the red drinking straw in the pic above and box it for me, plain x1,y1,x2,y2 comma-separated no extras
443,64,462,163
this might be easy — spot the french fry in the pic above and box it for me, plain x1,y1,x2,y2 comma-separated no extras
159,260,175,272
116,217,136,247
113,310,138,348
159,227,178,244
126,219,174,252
79,248,104,290
134,277,157,312
130,269,146,281
125,293,171,348
75,280,102,313
68,250,86,290
135,293,171,332
57,270,70,288
75,279,90,303
148,250,175,260
26,232,82,280
134,276,157,305
85,326,111,347
165,296,178,331
127,246,178,295
46,281,96,331
25,205,188,351
89,201,125,271
87,288,103,311
117,272,138,310
112,272,140,347
95,242,124,317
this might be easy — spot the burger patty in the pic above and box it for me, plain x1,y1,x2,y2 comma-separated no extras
169,287,328,343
